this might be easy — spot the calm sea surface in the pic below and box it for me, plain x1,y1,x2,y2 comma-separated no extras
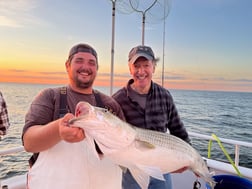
0,82,252,180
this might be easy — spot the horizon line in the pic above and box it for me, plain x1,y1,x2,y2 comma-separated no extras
1,81,251,94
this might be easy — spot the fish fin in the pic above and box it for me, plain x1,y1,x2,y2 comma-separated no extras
135,140,156,149
137,164,165,181
119,165,128,173
129,168,150,189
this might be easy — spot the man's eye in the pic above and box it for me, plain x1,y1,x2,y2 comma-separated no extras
75,60,83,64
89,61,97,66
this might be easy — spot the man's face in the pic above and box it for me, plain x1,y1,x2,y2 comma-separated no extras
129,57,155,88
66,52,98,89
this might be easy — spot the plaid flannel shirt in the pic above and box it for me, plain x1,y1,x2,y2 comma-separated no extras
0,91,10,135
113,79,190,144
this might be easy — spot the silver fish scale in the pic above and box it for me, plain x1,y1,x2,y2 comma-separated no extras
132,128,215,188
134,127,195,155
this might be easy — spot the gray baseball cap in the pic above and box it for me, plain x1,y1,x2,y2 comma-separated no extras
68,43,97,60
128,45,155,64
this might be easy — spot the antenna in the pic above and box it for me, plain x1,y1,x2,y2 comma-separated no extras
162,14,166,87
107,0,171,92
129,0,157,45
128,0,171,45
108,0,135,95
109,0,116,96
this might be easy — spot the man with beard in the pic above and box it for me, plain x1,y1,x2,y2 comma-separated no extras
22,43,125,189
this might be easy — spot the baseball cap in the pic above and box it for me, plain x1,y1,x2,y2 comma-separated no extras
128,45,155,64
68,43,97,60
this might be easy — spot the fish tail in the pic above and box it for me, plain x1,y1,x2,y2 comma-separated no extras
206,180,216,189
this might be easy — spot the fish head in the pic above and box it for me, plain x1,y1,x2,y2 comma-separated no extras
191,156,216,188
69,101,136,156
69,101,106,125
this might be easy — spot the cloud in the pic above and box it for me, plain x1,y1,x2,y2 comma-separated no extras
0,16,21,28
0,0,44,28
154,70,187,81
8,69,27,73
38,71,66,75
230,78,252,83
200,77,252,83
6,69,65,76
154,69,252,85
98,72,130,77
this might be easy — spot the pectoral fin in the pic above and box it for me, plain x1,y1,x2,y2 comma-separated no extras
129,168,150,189
135,140,156,150
137,164,165,181
129,164,165,189
119,165,128,173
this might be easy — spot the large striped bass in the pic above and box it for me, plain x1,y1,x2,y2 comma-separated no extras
69,101,215,189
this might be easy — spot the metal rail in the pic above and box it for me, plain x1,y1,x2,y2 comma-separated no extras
0,146,24,156
188,131,252,167
2,132,252,161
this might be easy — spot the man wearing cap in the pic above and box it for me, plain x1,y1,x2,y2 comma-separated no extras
22,43,124,189
112,45,190,189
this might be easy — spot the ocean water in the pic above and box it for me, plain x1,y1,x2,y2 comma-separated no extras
0,82,252,180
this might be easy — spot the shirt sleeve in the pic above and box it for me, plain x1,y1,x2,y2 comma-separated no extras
22,88,57,136
166,95,191,144
99,92,125,121
0,92,10,135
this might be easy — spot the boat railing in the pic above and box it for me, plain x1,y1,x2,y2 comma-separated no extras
1,132,252,180
0,146,24,156
188,131,252,167
1,132,252,162
1,132,252,160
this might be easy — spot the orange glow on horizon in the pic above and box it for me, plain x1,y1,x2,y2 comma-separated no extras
1,76,251,93
1,68,251,93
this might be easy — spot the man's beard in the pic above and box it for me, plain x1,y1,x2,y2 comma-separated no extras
72,68,96,89
75,77,95,89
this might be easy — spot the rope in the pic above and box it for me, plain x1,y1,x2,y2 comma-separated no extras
208,133,242,177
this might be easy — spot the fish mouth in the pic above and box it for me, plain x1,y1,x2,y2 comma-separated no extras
94,140,103,155
68,117,79,125
68,115,88,125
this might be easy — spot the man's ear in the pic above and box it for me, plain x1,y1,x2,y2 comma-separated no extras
153,64,156,73
129,64,134,75
65,60,70,71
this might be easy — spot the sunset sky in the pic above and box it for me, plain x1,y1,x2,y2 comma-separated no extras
0,0,251,93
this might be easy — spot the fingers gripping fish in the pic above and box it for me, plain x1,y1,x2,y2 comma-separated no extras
69,101,216,189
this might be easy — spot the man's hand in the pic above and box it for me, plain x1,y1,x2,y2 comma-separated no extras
59,113,85,143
